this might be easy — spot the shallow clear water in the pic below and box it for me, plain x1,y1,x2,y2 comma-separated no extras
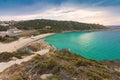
45,30,120,60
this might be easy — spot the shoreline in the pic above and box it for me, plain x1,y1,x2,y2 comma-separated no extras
0,33,55,53
0,28,115,53
0,28,118,55
61,28,113,33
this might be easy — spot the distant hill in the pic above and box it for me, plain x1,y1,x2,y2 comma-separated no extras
14,19,107,33
107,25,120,29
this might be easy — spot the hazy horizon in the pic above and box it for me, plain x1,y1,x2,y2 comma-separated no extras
0,0,120,25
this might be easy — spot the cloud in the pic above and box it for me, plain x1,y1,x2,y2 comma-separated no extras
0,0,120,25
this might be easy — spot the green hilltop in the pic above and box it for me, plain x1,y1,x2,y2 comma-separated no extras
14,19,107,33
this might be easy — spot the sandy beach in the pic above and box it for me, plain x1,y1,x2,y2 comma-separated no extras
0,33,54,53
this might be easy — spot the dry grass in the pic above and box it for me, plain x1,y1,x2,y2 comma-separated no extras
20,30,39,37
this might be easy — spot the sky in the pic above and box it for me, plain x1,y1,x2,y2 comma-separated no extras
0,0,120,25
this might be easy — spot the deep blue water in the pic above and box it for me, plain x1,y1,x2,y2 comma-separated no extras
45,30,120,60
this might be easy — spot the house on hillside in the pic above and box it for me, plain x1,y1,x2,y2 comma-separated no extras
6,28,22,36
0,23,9,26
0,31,7,37
45,26,51,29
0,21,9,26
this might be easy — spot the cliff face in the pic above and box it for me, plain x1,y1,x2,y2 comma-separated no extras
0,49,119,80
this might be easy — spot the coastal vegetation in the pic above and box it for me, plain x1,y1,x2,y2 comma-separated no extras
0,49,33,62
0,26,8,31
0,49,120,80
0,35,18,43
26,40,53,52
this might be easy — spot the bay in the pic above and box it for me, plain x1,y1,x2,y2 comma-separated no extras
45,30,120,60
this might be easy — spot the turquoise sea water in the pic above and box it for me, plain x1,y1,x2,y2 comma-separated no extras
45,30,120,60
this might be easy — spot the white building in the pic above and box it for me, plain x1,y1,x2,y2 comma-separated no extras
0,23,9,26
45,26,51,29
0,31,7,37
6,28,22,36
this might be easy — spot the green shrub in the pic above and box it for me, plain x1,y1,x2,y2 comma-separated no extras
0,36,18,43
13,76,22,80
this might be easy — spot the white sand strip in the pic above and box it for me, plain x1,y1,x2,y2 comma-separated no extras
0,49,49,73
0,33,54,53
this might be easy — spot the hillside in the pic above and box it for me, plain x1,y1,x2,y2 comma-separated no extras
0,49,120,80
0,26,8,31
14,19,107,33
